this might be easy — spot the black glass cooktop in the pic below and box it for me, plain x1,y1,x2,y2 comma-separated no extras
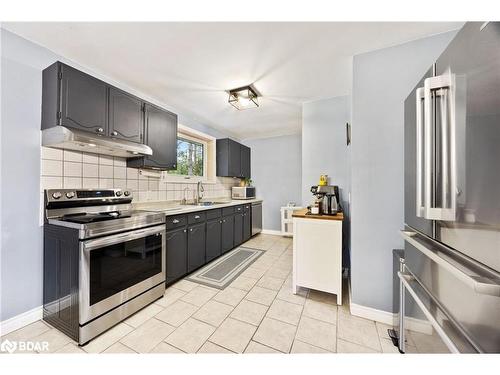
61,211,132,224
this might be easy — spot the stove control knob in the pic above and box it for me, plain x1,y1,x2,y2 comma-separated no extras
52,192,62,200
116,190,122,197
66,191,75,199
123,191,131,197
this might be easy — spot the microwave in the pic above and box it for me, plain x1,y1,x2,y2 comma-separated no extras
232,186,256,200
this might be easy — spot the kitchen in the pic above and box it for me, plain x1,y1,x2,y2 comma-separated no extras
1,2,499,373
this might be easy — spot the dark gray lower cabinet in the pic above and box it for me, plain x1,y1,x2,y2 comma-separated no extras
187,223,206,272
243,210,251,242
166,206,255,285
221,215,234,253
206,219,222,262
234,213,243,247
166,227,187,284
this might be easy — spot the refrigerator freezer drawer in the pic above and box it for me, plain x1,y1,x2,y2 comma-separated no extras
402,233,500,353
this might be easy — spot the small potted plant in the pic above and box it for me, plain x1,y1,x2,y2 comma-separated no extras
240,178,253,187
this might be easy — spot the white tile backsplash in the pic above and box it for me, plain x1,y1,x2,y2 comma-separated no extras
63,161,82,177
99,165,113,178
40,147,239,202
113,166,126,179
63,177,82,189
63,150,83,162
42,159,63,176
83,163,99,178
82,152,99,164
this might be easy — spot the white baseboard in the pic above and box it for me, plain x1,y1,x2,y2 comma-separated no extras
0,306,43,336
349,302,432,335
260,229,283,236
350,303,395,326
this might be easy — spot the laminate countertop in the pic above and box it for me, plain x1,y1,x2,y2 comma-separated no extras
133,198,263,216
292,208,344,221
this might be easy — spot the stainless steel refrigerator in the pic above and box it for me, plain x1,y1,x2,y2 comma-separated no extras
396,22,500,353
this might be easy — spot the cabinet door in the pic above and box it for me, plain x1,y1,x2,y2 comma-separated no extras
144,104,178,169
243,210,252,242
206,219,222,262
228,139,241,177
240,145,251,178
234,213,243,247
221,215,234,253
187,223,206,272
166,227,187,284
60,64,108,134
108,88,143,143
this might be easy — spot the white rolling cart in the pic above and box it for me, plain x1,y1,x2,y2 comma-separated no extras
280,205,303,236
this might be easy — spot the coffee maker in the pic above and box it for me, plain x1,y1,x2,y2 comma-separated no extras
310,185,341,215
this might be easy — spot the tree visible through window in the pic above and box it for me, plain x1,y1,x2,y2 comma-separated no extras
169,137,204,177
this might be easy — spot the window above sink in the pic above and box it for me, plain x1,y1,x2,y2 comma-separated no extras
162,124,217,184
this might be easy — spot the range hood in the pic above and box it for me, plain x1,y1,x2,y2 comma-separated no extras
42,126,152,158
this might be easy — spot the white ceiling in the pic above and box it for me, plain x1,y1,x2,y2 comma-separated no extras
4,22,462,140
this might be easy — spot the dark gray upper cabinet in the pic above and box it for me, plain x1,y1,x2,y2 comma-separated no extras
216,138,251,178
127,103,178,170
187,223,206,272
240,145,251,179
166,227,187,284
108,88,144,143
42,62,179,170
42,62,109,134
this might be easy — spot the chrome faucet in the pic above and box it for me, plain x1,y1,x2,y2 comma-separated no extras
196,181,205,204
181,186,191,205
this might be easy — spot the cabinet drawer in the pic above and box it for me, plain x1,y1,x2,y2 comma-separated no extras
206,209,222,220
166,215,187,230
188,212,206,224
222,207,235,216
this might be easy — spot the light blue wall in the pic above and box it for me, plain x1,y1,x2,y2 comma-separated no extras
243,134,302,232
350,30,458,312
0,29,233,321
1,29,60,322
302,96,350,209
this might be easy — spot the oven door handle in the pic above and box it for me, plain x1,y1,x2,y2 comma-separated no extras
82,224,166,251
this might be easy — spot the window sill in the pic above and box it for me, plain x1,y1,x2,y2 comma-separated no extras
162,174,217,184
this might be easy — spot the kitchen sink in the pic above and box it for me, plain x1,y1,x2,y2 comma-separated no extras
181,201,228,207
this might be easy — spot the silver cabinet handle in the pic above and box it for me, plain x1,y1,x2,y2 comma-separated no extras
190,228,193,232
111,131,118,136
194,215,200,219
219,220,222,224
96,127,104,133
415,86,425,218
401,230,500,297
183,229,187,233
172,219,180,224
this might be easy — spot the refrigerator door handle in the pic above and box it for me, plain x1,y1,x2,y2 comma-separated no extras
415,87,425,217
401,230,500,297
423,74,457,221
398,272,461,353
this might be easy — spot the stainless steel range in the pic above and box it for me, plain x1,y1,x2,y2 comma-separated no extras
43,188,166,345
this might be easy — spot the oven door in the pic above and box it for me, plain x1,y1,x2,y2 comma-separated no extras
79,224,166,324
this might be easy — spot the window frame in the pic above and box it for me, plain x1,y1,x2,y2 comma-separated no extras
163,124,216,184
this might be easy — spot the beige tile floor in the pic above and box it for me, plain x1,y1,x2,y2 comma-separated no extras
2,234,441,354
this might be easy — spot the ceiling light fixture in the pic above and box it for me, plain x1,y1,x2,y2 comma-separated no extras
227,85,259,110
